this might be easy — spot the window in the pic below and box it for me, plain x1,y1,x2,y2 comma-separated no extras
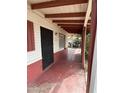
59,33,65,49
27,20,35,51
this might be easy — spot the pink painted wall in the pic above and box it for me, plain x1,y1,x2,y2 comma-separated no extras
27,49,67,84
27,59,43,84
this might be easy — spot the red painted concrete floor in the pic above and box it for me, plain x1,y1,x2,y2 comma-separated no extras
28,48,86,93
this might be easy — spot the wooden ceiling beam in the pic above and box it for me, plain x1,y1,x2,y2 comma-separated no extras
31,0,88,9
62,26,83,28
65,30,82,34
62,26,83,33
65,29,81,31
45,12,86,18
66,31,81,34
61,26,83,29
64,29,81,31
58,24,83,27
62,27,83,29
53,20,84,23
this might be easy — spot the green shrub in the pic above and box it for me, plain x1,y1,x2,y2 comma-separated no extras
85,33,91,60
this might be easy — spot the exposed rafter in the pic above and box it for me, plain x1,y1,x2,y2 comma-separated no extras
62,28,83,32
45,12,86,18
62,26,83,29
58,24,83,27
53,20,91,23
64,29,82,34
31,0,88,9
53,20,84,23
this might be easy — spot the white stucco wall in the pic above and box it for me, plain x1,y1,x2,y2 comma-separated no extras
27,4,68,65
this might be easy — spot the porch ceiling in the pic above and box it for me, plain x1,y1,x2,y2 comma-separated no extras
28,0,90,34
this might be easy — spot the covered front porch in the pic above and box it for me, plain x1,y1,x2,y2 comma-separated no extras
27,0,96,93
28,48,86,93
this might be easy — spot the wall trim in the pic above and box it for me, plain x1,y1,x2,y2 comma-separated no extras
27,57,42,65
27,48,66,65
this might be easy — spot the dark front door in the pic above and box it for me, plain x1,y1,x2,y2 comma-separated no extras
40,27,54,70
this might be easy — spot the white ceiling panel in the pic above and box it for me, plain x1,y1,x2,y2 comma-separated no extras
28,0,54,4
49,17,91,20
38,4,88,14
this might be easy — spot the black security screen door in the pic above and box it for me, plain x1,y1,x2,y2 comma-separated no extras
40,27,54,70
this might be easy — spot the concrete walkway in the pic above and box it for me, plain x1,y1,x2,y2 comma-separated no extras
28,48,86,93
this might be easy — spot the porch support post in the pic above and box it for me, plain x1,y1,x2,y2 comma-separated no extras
86,0,97,93
82,27,86,69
